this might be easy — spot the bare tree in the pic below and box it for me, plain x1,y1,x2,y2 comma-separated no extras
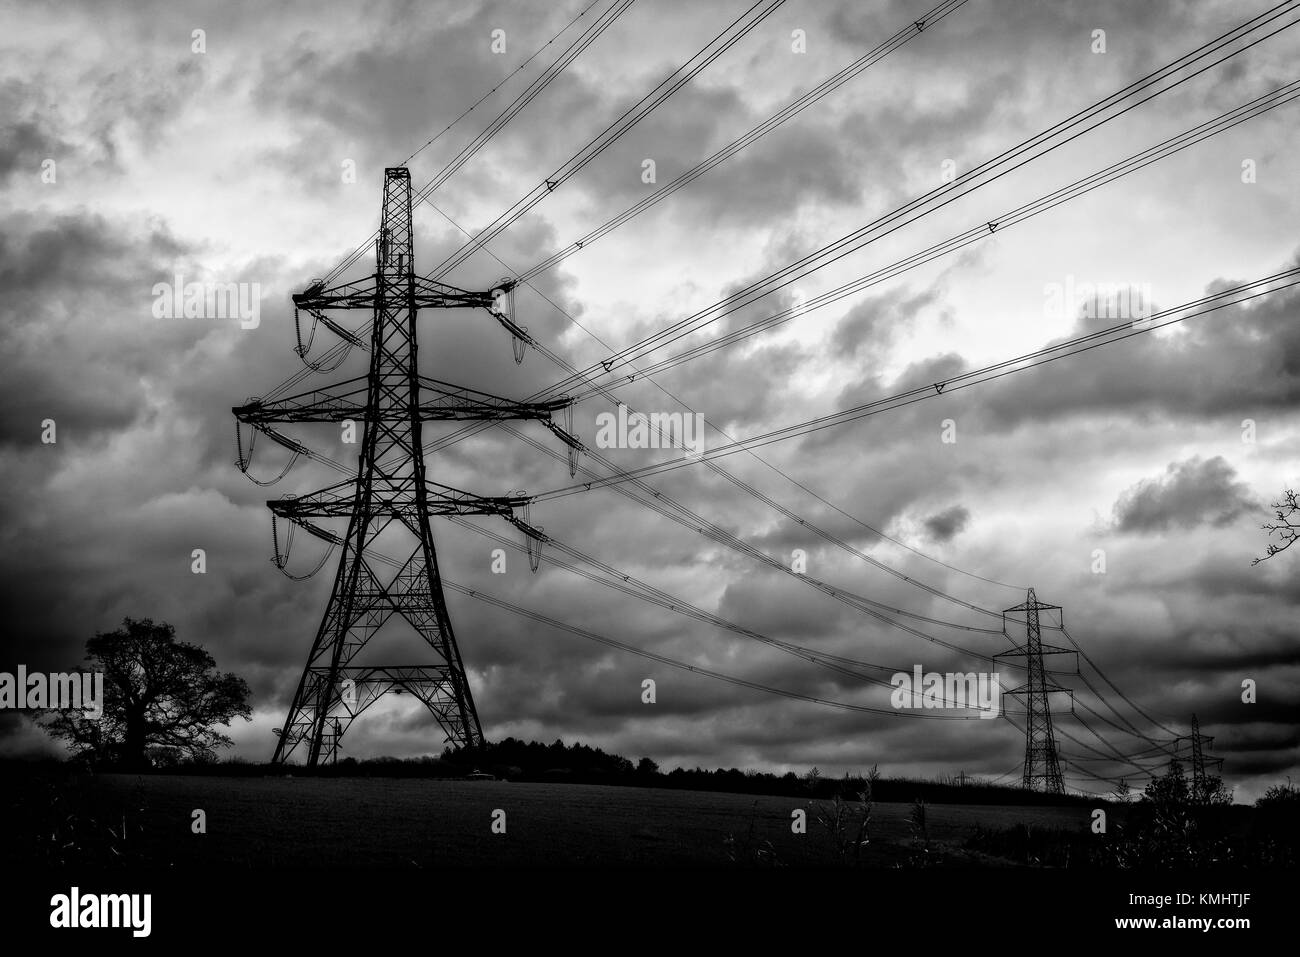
1253,488,1300,565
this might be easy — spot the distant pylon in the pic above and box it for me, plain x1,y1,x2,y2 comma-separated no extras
995,588,1074,794
1189,713,1207,802
1177,713,1222,803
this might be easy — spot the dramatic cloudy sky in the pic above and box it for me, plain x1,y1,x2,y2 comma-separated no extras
2,0,1298,801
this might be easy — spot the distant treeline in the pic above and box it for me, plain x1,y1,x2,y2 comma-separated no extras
6,736,1098,807
442,738,1094,807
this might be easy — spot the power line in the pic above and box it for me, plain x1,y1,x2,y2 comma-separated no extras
302,7,1299,484
400,0,1016,599
532,1,1300,396
448,514,1032,705
416,187,1023,621
426,0,790,280
396,0,608,169
514,0,972,282
263,93,1300,655
562,81,1300,394
415,7,1300,486
321,0,636,288
446,574,1021,719
284,521,1022,720
1061,626,1183,738
253,0,637,405
530,267,1300,497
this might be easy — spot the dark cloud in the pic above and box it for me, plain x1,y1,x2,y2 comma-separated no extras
0,210,194,447
0,79,71,186
923,504,970,543
1113,456,1259,533
831,287,935,358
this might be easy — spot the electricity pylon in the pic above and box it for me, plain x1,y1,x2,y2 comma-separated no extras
1189,713,1207,802
234,167,581,766
995,588,1074,794
1178,713,1222,803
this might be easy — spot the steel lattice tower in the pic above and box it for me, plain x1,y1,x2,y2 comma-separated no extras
1189,713,1207,802
995,588,1073,794
234,168,580,766
1179,713,1222,803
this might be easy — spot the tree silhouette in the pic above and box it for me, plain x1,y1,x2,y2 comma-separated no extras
1144,759,1189,805
1253,488,1299,565
1256,778,1298,807
43,617,250,770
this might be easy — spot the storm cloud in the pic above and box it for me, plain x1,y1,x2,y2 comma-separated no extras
1113,456,1260,533
923,504,971,543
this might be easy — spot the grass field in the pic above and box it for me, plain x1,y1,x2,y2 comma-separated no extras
8,772,1106,867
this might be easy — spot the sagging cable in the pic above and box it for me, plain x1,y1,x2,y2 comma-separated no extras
543,401,584,477
491,277,529,364
505,497,547,573
294,308,353,372
271,515,338,581
237,419,311,485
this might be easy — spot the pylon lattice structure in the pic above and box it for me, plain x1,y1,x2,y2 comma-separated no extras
995,588,1075,794
1179,713,1223,804
1190,713,1207,802
234,167,581,766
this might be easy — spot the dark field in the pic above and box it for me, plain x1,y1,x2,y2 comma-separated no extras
6,772,1107,867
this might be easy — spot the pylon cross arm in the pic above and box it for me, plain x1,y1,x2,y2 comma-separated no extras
999,683,1073,697
1004,599,1062,613
238,394,566,425
299,666,463,730
235,376,576,425
270,480,531,520
417,377,575,421
292,274,497,311
233,380,368,424
994,643,1076,658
